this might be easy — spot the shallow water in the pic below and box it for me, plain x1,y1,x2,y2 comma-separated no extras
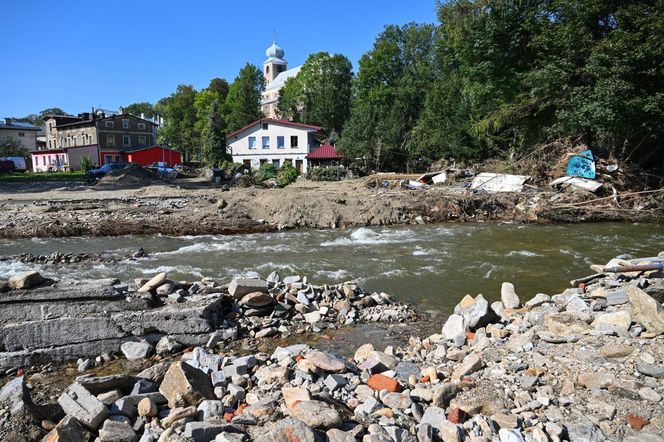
1,223,662,319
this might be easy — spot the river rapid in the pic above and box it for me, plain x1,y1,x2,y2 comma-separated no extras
1,222,663,321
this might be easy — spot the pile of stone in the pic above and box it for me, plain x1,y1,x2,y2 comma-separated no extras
1,254,661,441
1,248,146,265
0,271,415,373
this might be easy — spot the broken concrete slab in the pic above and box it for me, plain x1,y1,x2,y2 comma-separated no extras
58,382,109,430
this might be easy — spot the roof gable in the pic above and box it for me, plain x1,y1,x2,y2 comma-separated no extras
227,118,321,139
306,144,344,160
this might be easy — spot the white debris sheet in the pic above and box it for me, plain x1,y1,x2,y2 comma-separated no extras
470,173,530,193
550,176,603,193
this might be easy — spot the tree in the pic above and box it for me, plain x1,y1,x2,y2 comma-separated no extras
208,78,230,102
124,102,157,119
202,99,227,166
338,23,437,171
158,85,199,160
277,52,353,134
223,63,265,132
0,137,28,157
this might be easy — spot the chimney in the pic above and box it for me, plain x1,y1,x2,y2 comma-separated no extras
4,117,11,125
140,112,145,120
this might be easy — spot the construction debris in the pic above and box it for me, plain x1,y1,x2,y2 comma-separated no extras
550,176,603,193
470,173,530,193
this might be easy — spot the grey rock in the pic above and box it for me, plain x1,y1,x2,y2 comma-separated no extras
324,374,347,392
255,417,315,442
499,429,525,442
637,362,664,379
420,406,447,434
327,428,357,442
121,341,154,361
442,314,466,341
136,363,170,383
431,383,459,408
58,382,109,430
99,419,138,442
184,421,229,441
306,350,347,373
628,286,664,335
0,376,29,416
606,291,628,305
565,419,605,442
289,400,342,429
8,270,44,289
501,282,521,309
228,278,268,299
454,294,496,329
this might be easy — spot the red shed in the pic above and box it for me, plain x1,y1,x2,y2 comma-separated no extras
123,145,182,166
306,144,344,167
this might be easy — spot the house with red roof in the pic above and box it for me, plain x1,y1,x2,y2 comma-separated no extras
226,118,322,173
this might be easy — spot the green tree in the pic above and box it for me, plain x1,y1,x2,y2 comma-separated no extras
223,63,265,132
277,52,353,134
124,102,156,119
0,137,28,157
158,85,199,160
338,23,436,171
208,78,230,102
202,99,227,166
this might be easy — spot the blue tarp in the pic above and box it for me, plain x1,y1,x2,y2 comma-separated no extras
566,150,596,179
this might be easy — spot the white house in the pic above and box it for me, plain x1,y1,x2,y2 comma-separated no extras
227,119,321,173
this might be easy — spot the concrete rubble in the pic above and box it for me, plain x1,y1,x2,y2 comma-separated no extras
0,254,661,441
0,272,416,373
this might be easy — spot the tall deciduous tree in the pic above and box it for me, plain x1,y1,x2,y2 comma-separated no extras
277,52,353,134
202,99,227,166
338,23,436,171
124,102,157,119
223,64,265,132
158,85,199,159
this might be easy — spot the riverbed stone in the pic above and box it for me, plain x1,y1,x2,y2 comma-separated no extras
627,286,664,335
42,416,91,442
442,314,466,341
636,362,664,379
159,361,215,408
255,418,315,442
354,343,375,363
98,419,137,442
228,278,268,299
120,341,154,361
306,350,347,373
501,282,520,309
240,292,273,308
281,386,310,410
452,353,483,380
545,312,590,336
600,343,634,358
289,400,342,429
137,272,167,293
8,270,44,289
58,382,109,430
454,294,496,329
592,311,632,331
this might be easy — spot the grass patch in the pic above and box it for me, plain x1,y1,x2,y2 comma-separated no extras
0,171,87,182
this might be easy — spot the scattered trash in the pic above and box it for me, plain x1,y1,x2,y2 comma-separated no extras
566,150,596,179
607,164,619,173
550,176,603,193
407,180,426,189
470,173,530,193
417,171,447,185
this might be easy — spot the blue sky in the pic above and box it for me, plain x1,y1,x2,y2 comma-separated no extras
0,1,438,118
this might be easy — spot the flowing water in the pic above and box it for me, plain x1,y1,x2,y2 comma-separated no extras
1,222,662,320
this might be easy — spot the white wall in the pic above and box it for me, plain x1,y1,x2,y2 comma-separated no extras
0,128,38,152
228,122,318,172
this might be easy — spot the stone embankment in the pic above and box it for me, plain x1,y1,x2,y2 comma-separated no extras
0,271,416,373
0,255,663,441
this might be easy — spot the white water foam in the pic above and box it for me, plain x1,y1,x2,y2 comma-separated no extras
140,265,205,278
506,250,541,257
314,269,351,281
321,227,418,247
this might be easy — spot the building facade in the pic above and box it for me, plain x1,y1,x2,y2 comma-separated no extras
34,112,159,171
227,119,321,173
261,42,302,118
0,118,42,152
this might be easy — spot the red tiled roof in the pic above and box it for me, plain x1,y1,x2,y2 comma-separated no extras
306,144,344,159
227,118,322,139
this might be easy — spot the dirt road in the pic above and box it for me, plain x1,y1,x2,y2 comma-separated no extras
0,177,661,238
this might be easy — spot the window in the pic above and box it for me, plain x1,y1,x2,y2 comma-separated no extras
122,119,129,129
105,120,114,128
138,123,146,130
277,136,285,149
105,155,113,163
139,135,147,145
272,159,280,168
18,132,25,137
290,136,298,148
107,135,115,146
248,136,256,149
115,155,121,162
122,135,131,147
262,123,269,130
73,136,77,146
42,156,46,166
262,136,270,148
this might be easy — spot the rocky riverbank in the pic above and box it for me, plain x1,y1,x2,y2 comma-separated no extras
0,255,663,441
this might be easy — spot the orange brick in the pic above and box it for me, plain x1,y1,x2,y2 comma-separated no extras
367,374,400,392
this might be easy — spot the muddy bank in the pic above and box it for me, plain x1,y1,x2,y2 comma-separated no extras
1,178,662,239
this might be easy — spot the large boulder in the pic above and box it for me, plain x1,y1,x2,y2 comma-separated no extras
159,362,215,408
627,286,664,335
8,270,44,289
442,314,466,341
289,400,342,429
501,282,521,309
228,278,268,299
137,272,167,293
120,341,154,361
58,382,109,430
454,294,497,329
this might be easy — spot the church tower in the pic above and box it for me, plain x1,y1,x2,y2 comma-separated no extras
264,40,288,85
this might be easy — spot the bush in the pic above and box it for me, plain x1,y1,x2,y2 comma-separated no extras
308,166,346,181
220,161,250,176
79,156,93,172
255,163,277,181
277,161,298,187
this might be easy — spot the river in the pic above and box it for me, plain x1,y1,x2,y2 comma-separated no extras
2,222,662,317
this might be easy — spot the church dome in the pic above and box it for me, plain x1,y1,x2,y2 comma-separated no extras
265,42,285,60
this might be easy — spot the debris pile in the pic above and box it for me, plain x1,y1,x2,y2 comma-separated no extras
98,164,155,186
1,254,662,441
